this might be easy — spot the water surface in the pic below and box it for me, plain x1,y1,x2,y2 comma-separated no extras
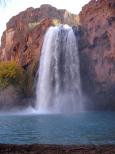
0,112,115,145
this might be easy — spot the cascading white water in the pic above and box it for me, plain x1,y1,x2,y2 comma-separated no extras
36,25,82,113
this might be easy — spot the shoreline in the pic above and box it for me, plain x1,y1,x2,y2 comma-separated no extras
0,144,115,154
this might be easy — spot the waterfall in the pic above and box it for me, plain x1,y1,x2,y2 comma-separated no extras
36,25,82,113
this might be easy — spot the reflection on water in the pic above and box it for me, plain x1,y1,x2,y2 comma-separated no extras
0,112,115,145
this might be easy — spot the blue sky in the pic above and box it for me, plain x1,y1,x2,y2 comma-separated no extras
0,0,90,41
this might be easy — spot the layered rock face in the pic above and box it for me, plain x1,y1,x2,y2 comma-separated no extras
79,0,115,109
0,5,78,67
0,19,52,66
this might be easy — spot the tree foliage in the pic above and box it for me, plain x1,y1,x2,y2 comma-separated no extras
52,19,60,26
0,61,24,89
28,22,40,31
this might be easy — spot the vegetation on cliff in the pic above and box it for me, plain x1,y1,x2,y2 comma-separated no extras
0,60,37,108
0,61,24,89
28,22,40,31
52,19,60,26
0,60,37,98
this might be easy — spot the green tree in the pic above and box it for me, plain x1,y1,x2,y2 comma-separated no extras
0,61,24,89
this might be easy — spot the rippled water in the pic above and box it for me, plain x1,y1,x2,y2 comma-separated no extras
0,112,115,145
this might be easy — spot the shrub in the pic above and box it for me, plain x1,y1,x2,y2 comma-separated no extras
0,61,24,89
28,22,40,30
52,19,61,26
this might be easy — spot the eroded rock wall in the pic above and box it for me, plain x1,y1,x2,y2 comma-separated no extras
79,0,115,109
0,5,78,67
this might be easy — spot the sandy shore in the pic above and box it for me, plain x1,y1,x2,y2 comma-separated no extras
0,144,115,154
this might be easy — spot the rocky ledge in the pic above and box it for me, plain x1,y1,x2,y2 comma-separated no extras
0,144,115,154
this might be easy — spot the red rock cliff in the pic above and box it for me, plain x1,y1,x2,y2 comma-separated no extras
0,1,115,110
0,4,78,108
0,4,78,67
79,0,115,109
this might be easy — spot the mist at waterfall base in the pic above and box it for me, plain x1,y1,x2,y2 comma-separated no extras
36,25,83,114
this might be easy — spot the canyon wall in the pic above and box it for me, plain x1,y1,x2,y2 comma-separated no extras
0,5,78,67
0,5,78,109
0,0,115,110
79,0,115,109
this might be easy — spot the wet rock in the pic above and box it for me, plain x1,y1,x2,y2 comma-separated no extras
0,144,115,154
